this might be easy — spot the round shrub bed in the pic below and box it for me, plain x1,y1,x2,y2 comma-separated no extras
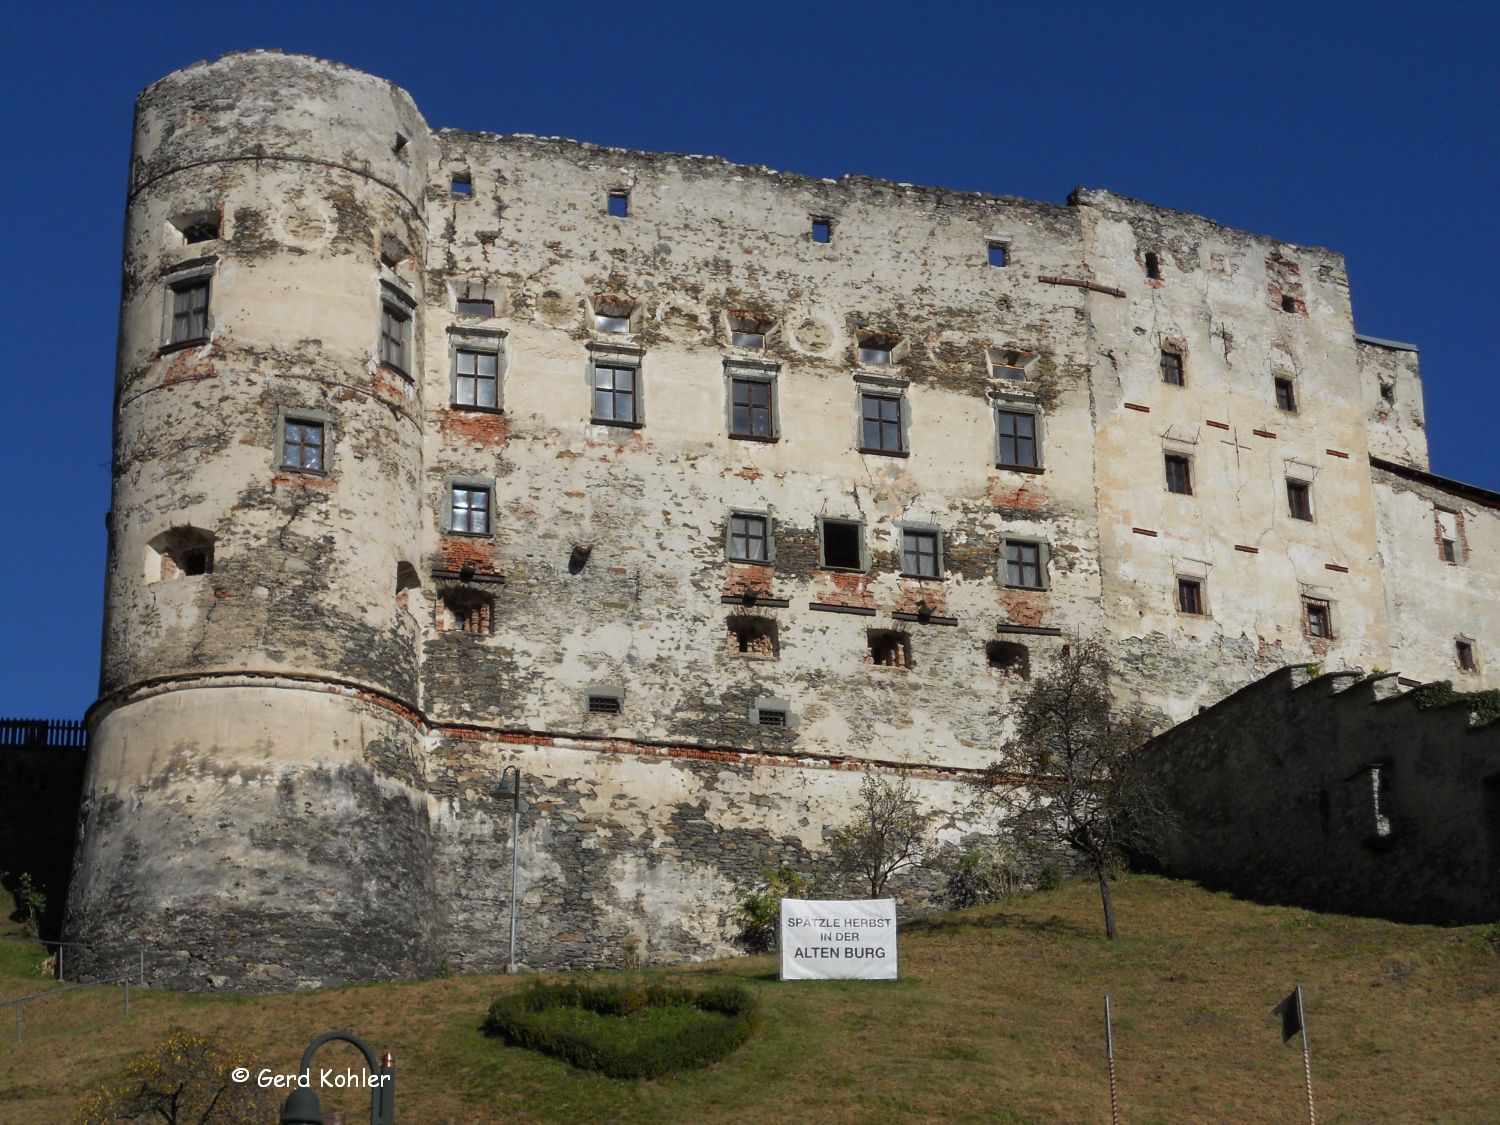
481,981,760,1079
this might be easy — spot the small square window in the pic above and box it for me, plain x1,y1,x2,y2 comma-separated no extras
282,418,326,472
380,303,411,372
1456,639,1478,673
986,641,1030,679
728,512,771,563
592,363,638,425
901,528,941,579
1160,350,1185,386
860,392,906,454
594,313,631,334
607,190,630,218
987,241,1009,268
729,377,775,440
1165,453,1193,495
1004,541,1045,589
1281,294,1298,313
756,705,789,726
858,345,892,366
455,349,500,409
170,279,210,344
996,410,1039,469
588,694,623,715
450,486,491,535
820,519,864,570
867,630,913,669
1287,480,1313,522
731,329,766,350
811,217,831,244
1177,577,1206,616
457,297,494,317
451,172,473,197
1304,598,1332,638
727,616,779,659
1275,377,1298,412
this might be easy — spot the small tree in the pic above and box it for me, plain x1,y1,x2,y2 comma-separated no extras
974,640,1169,939
829,773,934,897
736,867,820,952
77,1033,273,1124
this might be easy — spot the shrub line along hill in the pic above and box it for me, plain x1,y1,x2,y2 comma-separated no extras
3,875,1498,1123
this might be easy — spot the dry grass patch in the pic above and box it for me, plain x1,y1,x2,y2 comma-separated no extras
1,877,1497,1122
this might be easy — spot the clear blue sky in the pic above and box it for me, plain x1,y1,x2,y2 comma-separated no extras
2,1,1495,719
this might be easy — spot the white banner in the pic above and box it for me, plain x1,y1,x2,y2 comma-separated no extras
778,898,898,980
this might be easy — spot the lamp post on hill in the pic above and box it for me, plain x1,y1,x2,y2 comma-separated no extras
496,766,525,973
278,1030,393,1125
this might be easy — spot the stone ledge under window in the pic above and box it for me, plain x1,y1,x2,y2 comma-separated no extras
446,324,507,339
995,462,1044,474
858,447,910,458
160,254,219,277
719,594,790,608
590,417,644,429
380,361,414,383
892,610,958,626
729,432,779,443
158,337,210,356
451,403,505,415
431,568,505,585
995,623,1062,636
809,602,877,616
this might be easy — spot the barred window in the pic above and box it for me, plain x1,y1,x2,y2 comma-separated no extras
282,419,325,472
450,486,491,535
592,363,638,424
170,280,210,343
380,303,410,372
455,349,499,409
997,410,1039,468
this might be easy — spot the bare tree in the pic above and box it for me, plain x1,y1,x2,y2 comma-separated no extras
974,640,1169,939
829,773,934,897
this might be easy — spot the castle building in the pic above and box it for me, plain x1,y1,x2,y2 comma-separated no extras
64,51,1498,990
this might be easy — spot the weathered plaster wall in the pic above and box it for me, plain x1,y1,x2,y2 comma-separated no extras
70,50,1496,989
1143,666,1500,924
1373,462,1500,690
1358,336,1429,470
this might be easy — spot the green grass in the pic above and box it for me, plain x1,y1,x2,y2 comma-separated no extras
3,876,1499,1122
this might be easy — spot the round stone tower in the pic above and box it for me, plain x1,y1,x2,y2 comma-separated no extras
66,52,437,990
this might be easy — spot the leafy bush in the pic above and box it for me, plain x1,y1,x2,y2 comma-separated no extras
944,845,1026,909
2,871,46,938
481,981,759,1079
1411,680,1500,726
77,1032,273,1123
736,867,818,953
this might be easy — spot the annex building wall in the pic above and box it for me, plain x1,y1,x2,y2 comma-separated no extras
63,50,1499,989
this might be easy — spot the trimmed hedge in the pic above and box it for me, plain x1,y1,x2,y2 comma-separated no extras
481,981,759,1079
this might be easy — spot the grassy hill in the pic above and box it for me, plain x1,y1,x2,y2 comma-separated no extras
3,875,1498,1123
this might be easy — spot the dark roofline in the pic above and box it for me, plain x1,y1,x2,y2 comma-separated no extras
1371,455,1500,511
1355,333,1420,353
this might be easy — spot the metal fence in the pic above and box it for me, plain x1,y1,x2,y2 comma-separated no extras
0,718,88,748
2,937,146,1044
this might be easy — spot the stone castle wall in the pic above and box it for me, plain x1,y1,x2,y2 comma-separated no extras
65,51,1498,989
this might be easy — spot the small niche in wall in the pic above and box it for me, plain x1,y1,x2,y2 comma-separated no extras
146,527,215,582
867,630,913,669
727,615,779,659
168,210,221,245
437,588,493,635
986,641,1030,679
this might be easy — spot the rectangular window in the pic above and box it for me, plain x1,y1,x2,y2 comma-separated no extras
820,519,864,570
811,217,831,244
1304,598,1332,638
728,513,770,563
757,707,788,727
1275,376,1298,412
380,303,410,372
594,313,631,334
450,486,491,535
1287,480,1313,521
455,349,499,409
282,418,325,472
451,172,473,197
1160,350,1185,386
1437,509,1460,563
456,297,494,317
1165,453,1193,495
1177,577,1205,615
731,329,766,350
588,694,622,714
607,190,629,218
170,279,210,344
1004,541,1044,589
592,363,638,424
901,529,940,579
730,377,775,439
1456,639,1477,673
860,392,905,453
996,410,1039,468
987,241,1008,268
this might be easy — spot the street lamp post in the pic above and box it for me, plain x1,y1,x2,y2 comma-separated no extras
278,1030,394,1125
496,765,524,973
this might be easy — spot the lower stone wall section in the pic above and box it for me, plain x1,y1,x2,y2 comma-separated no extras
428,734,982,972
